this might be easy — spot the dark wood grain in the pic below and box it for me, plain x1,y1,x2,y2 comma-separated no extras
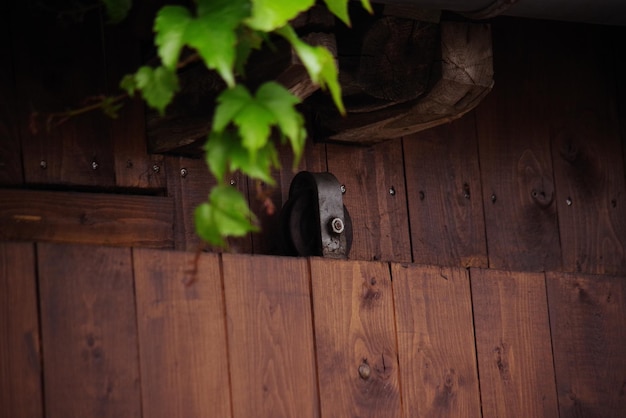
0,242,43,418
403,114,488,268
326,139,411,262
37,243,141,418
104,18,165,190
546,272,626,418
12,6,115,187
391,263,481,418
474,20,561,271
471,268,559,418
310,258,402,418
549,24,626,275
222,254,318,418
0,189,174,248
0,8,22,185
165,156,251,252
133,248,231,418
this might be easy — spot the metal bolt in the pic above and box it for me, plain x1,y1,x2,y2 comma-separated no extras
340,184,346,194
491,194,497,203
330,217,344,234
40,160,47,169
358,362,371,380
180,168,188,178
91,161,99,170
152,164,160,173
229,178,237,186
566,197,573,206
388,186,396,196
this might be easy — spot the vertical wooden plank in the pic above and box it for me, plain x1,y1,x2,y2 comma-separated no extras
38,243,141,418
0,242,43,418
0,6,23,185
310,258,401,417
12,5,115,186
134,248,231,418
327,139,411,262
471,268,559,418
391,263,481,418
222,254,318,418
475,20,561,271
546,272,626,418
549,25,626,275
403,114,488,268
104,14,165,190
166,156,251,252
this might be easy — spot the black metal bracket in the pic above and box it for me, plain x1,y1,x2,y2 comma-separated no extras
279,171,352,258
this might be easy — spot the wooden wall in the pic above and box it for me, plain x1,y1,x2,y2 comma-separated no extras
1,241,625,418
1,16,626,275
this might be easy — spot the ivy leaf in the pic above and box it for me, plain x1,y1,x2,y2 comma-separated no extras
102,0,131,23
120,66,179,115
246,0,314,31
154,6,192,70
213,83,305,159
323,0,350,26
256,82,306,164
194,185,259,246
277,25,345,115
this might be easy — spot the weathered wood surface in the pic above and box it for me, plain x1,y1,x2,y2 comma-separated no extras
548,25,626,275
38,244,141,418
0,242,43,418
392,263,481,418
0,12,22,186
223,254,319,418
317,21,493,143
403,114,488,267
471,268,559,418
0,189,174,248
327,139,411,262
12,6,115,187
134,249,231,418
547,272,626,418
475,20,561,271
310,258,402,418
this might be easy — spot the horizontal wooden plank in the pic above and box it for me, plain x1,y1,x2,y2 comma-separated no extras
0,189,173,248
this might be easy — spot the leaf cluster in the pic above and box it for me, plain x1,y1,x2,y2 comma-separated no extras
116,0,371,246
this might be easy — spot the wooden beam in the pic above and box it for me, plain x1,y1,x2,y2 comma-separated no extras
0,189,174,248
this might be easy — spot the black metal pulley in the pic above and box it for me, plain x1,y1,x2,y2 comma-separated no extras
279,171,352,258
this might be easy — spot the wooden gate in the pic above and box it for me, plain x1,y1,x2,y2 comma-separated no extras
2,241,625,417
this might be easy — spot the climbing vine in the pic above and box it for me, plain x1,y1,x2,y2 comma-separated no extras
107,0,371,246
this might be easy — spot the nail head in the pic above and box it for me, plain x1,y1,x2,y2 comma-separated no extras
180,168,188,178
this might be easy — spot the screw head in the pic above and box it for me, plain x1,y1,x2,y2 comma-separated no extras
330,217,345,234
566,197,573,206
491,194,497,203
40,160,47,169
91,161,99,170
358,363,371,380
340,184,346,194
180,168,188,178
388,186,396,196
229,178,237,186
152,164,160,173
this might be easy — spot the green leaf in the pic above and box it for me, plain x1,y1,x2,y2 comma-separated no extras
194,185,259,246
277,25,345,115
213,85,252,132
255,82,305,163
154,6,192,70
246,0,314,31
323,0,350,26
205,130,278,185
360,0,373,14
128,66,179,115
102,0,131,23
